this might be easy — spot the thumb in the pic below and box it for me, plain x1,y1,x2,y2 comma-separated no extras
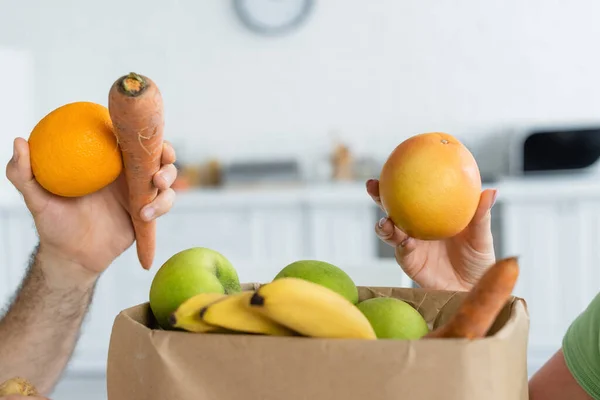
6,137,50,214
466,188,497,241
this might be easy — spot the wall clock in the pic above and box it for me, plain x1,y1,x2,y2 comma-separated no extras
233,0,315,36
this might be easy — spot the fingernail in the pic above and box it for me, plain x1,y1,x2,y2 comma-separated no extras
12,141,19,163
490,189,498,209
142,206,155,221
159,171,170,183
400,238,410,247
378,217,387,228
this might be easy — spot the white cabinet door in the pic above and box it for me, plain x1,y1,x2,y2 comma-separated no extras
114,245,155,311
155,208,255,271
68,265,120,373
150,205,307,284
574,201,600,307
306,205,377,264
501,200,593,374
343,260,412,288
0,211,9,311
245,206,306,282
4,209,38,294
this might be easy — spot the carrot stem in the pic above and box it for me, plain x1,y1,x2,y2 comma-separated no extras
120,72,147,96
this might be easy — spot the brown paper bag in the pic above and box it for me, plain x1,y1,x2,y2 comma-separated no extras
107,285,529,400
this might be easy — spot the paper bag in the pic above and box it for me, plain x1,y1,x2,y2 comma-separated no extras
106,284,529,400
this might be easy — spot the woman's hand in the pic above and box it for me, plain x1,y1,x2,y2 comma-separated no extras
366,178,498,291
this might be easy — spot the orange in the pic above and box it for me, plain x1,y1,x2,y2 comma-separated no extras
378,132,482,240
28,101,123,197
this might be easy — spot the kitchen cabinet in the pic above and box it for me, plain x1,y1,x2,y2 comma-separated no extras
308,204,377,264
2,177,600,379
0,210,9,310
498,175,600,374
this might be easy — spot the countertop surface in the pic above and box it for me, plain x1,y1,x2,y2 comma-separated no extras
2,173,600,211
143,173,600,208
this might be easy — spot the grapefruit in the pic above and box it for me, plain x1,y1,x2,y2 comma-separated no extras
378,132,481,240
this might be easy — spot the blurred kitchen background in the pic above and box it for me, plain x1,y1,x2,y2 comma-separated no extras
2,0,600,398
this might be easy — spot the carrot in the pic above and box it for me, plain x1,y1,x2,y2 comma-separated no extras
108,72,164,270
424,256,520,339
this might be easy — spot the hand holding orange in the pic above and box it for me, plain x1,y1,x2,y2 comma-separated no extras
28,101,123,197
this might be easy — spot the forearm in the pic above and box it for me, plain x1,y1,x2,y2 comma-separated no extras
529,349,594,400
0,244,97,395
529,291,600,400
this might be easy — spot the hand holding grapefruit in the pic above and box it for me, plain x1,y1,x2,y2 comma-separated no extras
378,132,482,240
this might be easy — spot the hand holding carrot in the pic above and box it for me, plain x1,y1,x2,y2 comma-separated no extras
5,135,177,278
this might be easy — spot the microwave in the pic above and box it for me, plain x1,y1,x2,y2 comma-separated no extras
507,125,600,176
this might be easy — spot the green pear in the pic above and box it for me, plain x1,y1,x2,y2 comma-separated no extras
273,260,359,304
357,297,429,339
149,247,241,329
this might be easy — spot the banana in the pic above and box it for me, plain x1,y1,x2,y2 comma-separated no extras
199,291,296,336
249,277,377,340
0,377,38,396
169,292,228,333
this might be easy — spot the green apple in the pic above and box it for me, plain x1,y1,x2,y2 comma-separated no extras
149,247,241,329
357,297,429,339
273,260,359,304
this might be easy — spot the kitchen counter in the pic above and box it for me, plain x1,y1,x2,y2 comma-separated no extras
154,173,600,209
2,173,600,211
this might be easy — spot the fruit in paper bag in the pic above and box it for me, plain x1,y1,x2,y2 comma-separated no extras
357,297,429,339
170,292,228,333
378,132,481,240
273,260,359,304
0,376,38,396
199,291,296,336
249,277,377,339
28,101,123,197
149,247,242,329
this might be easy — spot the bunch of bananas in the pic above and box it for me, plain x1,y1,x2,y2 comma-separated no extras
169,277,377,340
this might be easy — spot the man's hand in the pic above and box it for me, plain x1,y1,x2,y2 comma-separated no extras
0,135,178,395
366,178,497,291
6,136,177,275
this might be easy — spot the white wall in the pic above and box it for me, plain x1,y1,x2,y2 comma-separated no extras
0,49,34,200
2,0,600,167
